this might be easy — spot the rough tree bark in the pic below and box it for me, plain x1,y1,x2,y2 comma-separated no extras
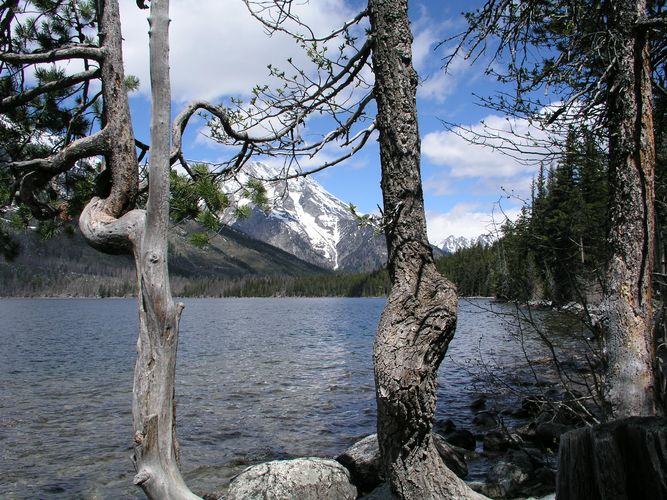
603,0,659,419
368,0,484,498
79,0,199,497
557,416,667,499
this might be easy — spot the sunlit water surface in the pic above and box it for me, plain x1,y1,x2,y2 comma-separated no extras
0,297,581,498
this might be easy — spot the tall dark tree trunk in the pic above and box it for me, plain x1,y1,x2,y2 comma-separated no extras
368,0,483,497
603,0,660,419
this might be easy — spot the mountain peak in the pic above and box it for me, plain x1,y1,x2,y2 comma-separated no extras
230,162,386,271
435,234,493,254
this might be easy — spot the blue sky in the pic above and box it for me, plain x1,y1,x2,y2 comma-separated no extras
119,0,546,243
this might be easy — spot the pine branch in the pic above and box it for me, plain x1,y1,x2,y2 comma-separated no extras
0,68,100,112
0,45,104,64
9,128,109,174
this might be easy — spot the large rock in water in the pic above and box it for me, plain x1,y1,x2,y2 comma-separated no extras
226,457,357,500
336,434,383,493
557,416,667,500
336,433,468,494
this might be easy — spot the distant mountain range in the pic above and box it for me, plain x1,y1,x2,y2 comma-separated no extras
0,161,493,296
229,162,387,272
435,234,494,254
0,220,324,297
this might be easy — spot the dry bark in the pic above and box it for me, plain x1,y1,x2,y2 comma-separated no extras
368,0,484,498
77,0,198,497
557,416,667,499
603,0,659,419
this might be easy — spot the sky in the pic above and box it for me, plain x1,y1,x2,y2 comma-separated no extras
117,0,547,244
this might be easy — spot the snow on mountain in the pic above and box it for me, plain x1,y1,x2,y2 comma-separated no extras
228,162,386,271
435,233,494,254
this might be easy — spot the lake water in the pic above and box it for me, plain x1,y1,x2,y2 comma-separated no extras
0,297,584,498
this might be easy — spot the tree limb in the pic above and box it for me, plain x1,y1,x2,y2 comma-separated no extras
0,68,100,112
9,128,109,173
0,45,104,64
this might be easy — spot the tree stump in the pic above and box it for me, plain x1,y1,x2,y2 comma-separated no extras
557,416,667,499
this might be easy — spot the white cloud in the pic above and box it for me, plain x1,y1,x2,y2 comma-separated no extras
410,12,469,103
118,0,356,103
426,203,522,242
422,113,556,178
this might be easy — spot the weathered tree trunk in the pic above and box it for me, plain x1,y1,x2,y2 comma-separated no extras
79,0,198,497
603,0,659,419
556,416,667,499
129,1,199,498
368,1,484,498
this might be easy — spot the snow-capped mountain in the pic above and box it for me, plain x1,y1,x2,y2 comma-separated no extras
435,234,494,254
229,162,387,271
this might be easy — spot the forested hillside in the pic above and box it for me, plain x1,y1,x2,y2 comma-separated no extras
0,220,326,297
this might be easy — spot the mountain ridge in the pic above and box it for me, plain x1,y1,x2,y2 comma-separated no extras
436,233,494,254
229,162,388,271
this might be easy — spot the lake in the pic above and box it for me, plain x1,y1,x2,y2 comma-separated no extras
0,297,584,498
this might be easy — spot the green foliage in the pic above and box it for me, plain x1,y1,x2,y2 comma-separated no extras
124,75,141,93
178,268,390,298
234,204,252,219
492,129,608,304
169,164,229,230
0,0,101,245
37,219,61,240
65,168,97,217
169,169,200,223
196,210,220,232
0,168,12,207
0,226,19,261
243,178,269,212
9,206,31,230
189,232,209,248
435,243,495,297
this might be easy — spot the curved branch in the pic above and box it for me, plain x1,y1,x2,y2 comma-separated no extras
9,128,109,173
171,100,302,160
79,196,144,255
261,121,376,181
0,45,104,64
0,68,100,112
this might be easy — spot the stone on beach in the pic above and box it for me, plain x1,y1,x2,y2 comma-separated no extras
226,457,357,500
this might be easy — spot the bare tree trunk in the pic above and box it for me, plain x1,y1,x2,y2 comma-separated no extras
368,0,484,497
603,0,660,419
129,1,199,498
79,0,198,497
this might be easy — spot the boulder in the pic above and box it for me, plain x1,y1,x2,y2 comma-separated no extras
363,482,392,499
483,429,520,453
472,411,497,428
514,422,538,443
519,466,556,497
433,434,468,479
336,434,382,492
226,457,357,500
337,432,471,490
468,481,505,498
534,422,572,448
470,397,487,411
484,449,535,498
434,418,457,434
487,461,529,497
444,429,476,451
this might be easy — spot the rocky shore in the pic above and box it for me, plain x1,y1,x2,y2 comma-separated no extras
201,384,595,500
